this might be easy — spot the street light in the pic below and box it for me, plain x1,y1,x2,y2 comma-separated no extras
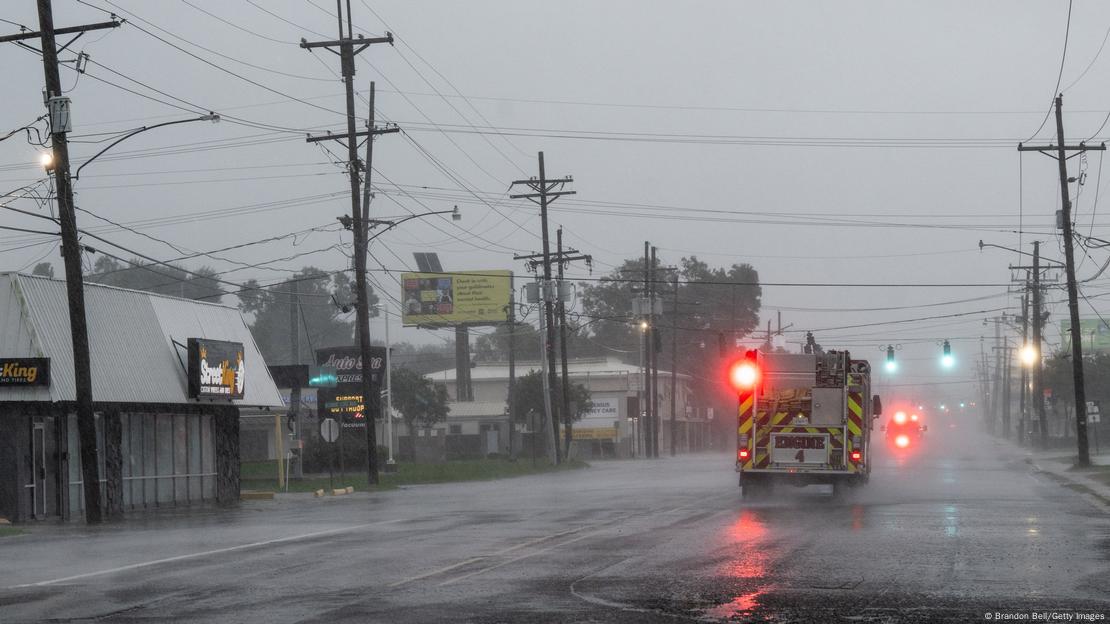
73,113,220,180
357,206,462,242
1021,344,1039,366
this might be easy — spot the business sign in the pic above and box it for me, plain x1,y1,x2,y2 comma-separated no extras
0,357,50,386
315,345,386,427
583,397,619,420
401,270,511,327
1061,319,1110,353
572,427,618,440
187,339,245,400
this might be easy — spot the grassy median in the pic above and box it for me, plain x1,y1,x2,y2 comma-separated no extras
0,527,25,537
241,458,589,494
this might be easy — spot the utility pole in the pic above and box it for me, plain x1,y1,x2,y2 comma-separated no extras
1009,242,1059,449
999,315,1007,437
1019,287,1029,446
302,3,396,483
670,271,678,457
507,290,516,459
518,231,591,460
650,246,660,458
1018,95,1106,467
1033,242,1048,450
2,2,121,524
509,153,575,464
284,279,300,484
643,241,654,458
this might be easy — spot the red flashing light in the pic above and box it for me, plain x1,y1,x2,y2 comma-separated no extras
738,449,750,461
895,434,910,448
850,450,862,462
728,351,761,393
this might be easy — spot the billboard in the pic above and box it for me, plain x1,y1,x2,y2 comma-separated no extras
315,345,386,428
1061,319,1110,353
187,338,245,400
401,270,511,327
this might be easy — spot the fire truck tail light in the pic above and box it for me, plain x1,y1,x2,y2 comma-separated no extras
895,434,910,448
738,449,750,461
850,450,862,462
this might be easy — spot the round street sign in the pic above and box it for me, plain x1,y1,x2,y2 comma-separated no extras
320,417,339,443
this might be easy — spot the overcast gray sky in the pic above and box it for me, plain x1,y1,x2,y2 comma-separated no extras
3,1,1108,402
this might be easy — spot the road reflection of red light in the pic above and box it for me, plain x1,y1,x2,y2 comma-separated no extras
851,504,865,531
706,591,762,619
722,512,769,580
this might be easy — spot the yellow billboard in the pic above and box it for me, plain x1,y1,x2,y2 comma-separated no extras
401,270,512,327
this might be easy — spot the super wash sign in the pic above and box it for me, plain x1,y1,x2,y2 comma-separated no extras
0,358,50,386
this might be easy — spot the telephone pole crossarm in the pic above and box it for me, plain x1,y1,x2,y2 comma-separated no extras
0,19,119,44
299,34,394,50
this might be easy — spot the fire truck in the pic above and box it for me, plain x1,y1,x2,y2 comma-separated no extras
733,350,881,498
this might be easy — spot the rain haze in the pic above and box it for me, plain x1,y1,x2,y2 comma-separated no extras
2,1,1110,622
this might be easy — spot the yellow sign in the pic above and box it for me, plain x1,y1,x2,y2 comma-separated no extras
401,270,511,327
572,427,618,440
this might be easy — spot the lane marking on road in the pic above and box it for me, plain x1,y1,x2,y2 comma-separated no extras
387,526,592,588
8,518,408,589
438,530,606,587
436,503,717,587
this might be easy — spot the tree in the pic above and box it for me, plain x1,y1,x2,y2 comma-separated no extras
391,367,450,458
580,253,761,448
474,322,543,362
86,256,223,302
239,267,375,365
510,370,592,457
31,262,54,278
390,341,456,375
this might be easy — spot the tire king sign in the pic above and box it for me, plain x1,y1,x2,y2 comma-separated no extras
187,338,246,400
315,345,386,426
0,358,50,386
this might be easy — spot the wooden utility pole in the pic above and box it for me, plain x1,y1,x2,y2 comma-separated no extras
1019,96,1106,466
670,271,679,456
506,290,516,459
302,3,396,483
509,154,575,464
650,246,660,458
1,2,120,524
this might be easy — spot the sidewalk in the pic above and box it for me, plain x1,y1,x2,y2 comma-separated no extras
1011,438,1110,505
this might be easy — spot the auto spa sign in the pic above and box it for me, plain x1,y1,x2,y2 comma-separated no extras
187,338,246,400
0,358,50,386
315,345,386,428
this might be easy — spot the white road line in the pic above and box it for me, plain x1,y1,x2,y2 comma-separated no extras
9,518,408,589
438,530,606,587
387,526,587,588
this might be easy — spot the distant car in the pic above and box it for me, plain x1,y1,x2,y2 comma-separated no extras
883,410,927,449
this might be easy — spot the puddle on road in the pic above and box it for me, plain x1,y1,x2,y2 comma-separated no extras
704,590,764,619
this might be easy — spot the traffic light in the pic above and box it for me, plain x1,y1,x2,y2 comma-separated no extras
728,349,760,393
885,345,896,373
940,340,954,369
308,365,338,388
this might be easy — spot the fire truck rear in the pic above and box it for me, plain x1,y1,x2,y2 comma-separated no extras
734,350,880,498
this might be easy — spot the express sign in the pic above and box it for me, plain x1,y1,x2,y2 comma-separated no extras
0,358,50,386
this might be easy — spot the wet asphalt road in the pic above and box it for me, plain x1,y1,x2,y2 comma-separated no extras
3,427,1110,623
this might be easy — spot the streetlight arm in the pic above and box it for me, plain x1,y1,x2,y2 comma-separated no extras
978,240,1067,268
366,207,459,244
72,114,219,180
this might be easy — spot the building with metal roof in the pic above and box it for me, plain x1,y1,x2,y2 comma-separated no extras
0,273,283,522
